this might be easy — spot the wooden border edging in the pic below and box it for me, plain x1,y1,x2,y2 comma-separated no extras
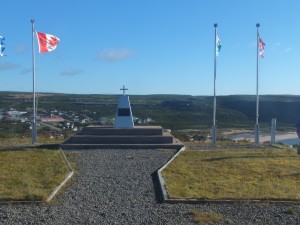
157,147,300,204
46,148,74,202
157,146,185,202
0,148,74,204
162,198,300,204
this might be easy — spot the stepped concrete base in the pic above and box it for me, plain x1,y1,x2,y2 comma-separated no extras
61,125,184,150
66,135,173,144
81,126,163,136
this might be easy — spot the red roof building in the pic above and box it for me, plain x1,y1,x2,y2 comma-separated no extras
40,117,64,122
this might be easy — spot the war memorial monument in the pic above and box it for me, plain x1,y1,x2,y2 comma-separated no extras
61,86,183,150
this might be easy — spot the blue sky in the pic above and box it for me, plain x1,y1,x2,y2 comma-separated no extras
0,0,299,95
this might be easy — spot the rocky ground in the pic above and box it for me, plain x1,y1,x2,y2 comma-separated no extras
1,149,300,224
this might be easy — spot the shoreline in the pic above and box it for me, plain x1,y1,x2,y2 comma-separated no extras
231,132,298,143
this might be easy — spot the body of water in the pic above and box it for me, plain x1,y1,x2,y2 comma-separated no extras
278,138,299,146
231,133,253,140
231,134,299,146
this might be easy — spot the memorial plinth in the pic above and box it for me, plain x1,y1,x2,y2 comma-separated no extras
60,86,184,150
61,125,183,150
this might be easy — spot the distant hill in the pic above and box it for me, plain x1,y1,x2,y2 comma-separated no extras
1,92,299,129
219,95,300,124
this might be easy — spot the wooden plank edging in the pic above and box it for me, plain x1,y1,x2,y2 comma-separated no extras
157,147,185,202
46,148,74,202
157,148,300,204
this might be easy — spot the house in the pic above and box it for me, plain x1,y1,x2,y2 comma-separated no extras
40,117,64,122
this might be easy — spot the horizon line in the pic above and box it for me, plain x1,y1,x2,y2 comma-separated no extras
0,90,299,97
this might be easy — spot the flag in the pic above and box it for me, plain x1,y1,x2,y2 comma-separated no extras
36,32,60,53
258,35,265,58
216,34,221,56
0,36,5,57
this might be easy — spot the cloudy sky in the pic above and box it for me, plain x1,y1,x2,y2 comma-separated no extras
0,0,299,95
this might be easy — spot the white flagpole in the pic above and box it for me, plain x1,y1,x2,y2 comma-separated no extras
31,19,37,144
212,23,217,146
254,23,260,146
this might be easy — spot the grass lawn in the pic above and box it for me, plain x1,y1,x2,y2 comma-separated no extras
162,147,300,200
0,137,64,150
0,149,70,201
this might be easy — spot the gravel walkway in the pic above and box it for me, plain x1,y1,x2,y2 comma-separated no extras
1,149,300,224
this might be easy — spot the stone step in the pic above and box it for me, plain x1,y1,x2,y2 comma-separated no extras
61,143,184,150
61,125,184,150
66,134,173,144
81,126,163,136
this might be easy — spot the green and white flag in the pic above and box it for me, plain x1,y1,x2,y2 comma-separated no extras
216,34,221,56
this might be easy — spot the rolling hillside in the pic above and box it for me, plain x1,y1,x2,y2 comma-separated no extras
1,92,299,131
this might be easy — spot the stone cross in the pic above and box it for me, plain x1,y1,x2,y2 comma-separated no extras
120,85,128,96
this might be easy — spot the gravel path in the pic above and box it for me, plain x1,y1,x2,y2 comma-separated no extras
1,149,300,224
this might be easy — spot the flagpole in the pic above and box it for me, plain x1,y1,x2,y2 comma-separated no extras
254,23,260,146
212,23,217,146
31,19,37,144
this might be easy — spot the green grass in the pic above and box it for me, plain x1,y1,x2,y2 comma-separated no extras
190,209,224,224
0,149,70,201
0,136,66,150
162,148,300,200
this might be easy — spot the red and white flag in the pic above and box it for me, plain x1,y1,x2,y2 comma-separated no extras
258,35,265,58
36,32,60,53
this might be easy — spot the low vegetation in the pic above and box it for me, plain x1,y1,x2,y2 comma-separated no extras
2,92,299,132
0,149,70,201
0,136,64,150
162,147,300,200
190,209,224,224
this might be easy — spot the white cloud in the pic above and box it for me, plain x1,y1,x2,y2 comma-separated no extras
284,47,292,53
274,42,281,47
0,62,21,70
97,48,135,62
270,42,280,51
60,68,84,76
21,68,32,75
16,44,28,54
